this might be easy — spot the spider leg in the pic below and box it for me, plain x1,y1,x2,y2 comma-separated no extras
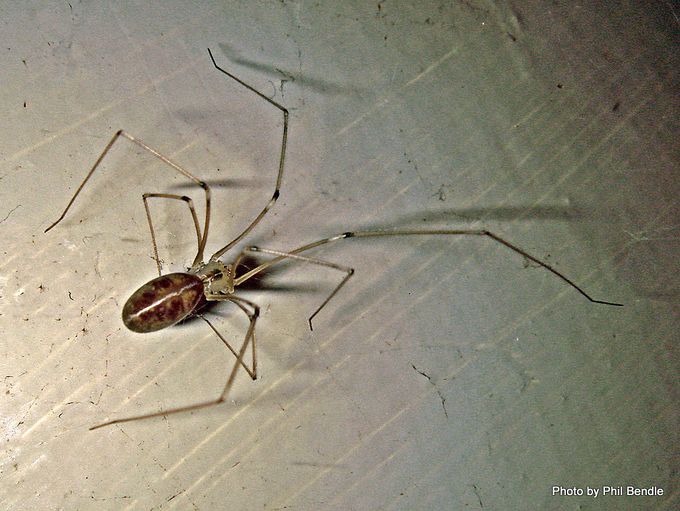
235,246,354,330
233,229,623,315
207,48,289,261
143,193,203,276
44,130,211,267
200,295,259,379
89,296,258,430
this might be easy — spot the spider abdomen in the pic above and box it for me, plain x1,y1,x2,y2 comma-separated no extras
122,273,204,333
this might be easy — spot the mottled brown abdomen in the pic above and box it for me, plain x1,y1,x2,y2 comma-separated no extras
122,273,204,333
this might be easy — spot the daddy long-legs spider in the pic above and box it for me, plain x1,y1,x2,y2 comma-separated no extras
45,48,622,430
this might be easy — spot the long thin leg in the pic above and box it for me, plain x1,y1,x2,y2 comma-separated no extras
44,130,212,266
233,230,623,312
236,246,355,330
88,296,258,430
207,48,289,261
200,295,259,379
143,193,203,276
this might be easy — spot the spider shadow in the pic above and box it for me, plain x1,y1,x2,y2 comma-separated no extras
216,42,364,97
392,204,580,224
169,178,262,191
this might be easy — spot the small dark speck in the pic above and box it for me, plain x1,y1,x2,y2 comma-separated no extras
506,32,517,42
556,83,563,89
612,101,620,112
23,101,26,108
68,291,74,300
473,484,484,508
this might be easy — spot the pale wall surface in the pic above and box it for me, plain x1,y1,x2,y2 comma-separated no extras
1,2,677,510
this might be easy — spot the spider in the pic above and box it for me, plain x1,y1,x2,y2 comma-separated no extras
45,48,622,430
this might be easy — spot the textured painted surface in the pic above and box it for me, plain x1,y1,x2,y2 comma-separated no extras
122,273,204,333
2,2,677,511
